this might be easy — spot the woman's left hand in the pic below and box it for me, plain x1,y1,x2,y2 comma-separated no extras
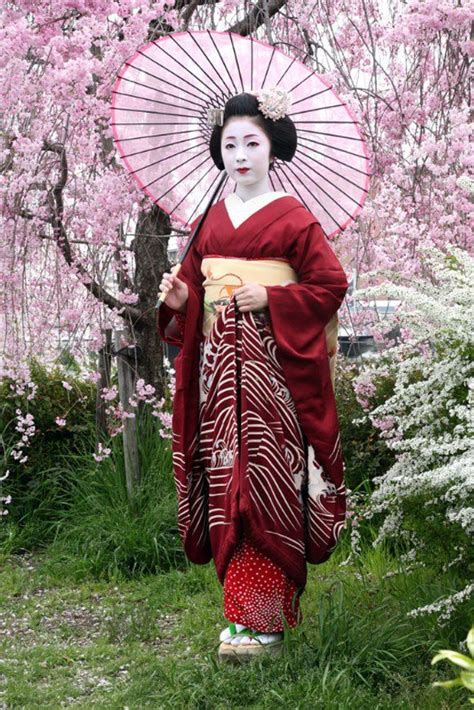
233,283,268,312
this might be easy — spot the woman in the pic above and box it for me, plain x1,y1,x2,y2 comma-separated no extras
158,90,349,660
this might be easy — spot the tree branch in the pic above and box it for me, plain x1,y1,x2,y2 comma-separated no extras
227,0,288,36
180,0,204,27
42,140,142,322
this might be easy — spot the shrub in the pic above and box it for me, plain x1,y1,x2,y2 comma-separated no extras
46,407,185,579
351,245,473,617
0,358,184,577
334,356,395,495
0,358,96,551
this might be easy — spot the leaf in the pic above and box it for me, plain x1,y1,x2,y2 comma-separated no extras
432,678,463,689
468,627,474,658
432,651,474,671
461,671,474,692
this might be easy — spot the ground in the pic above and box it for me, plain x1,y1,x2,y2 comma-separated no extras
0,548,466,709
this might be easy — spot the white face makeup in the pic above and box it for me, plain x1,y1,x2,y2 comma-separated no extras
221,117,272,195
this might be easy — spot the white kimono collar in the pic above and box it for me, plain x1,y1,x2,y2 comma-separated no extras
224,190,289,229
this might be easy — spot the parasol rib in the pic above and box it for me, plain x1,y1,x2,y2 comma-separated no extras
172,167,227,223
298,133,368,161
228,32,245,93
112,89,202,114
187,31,233,99
298,140,371,176
293,120,358,125
296,127,365,142
120,74,203,109
287,70,313,95
274,56,298,87
291,86,332,106
152,42,217,103
125,58,205,104
112,128,202,143
121,139,208,164
112,105,199,120
207,31,240,95
119,137,207,160
291,155,360,212
169,33,230,101
274,164,313,216
141,153,209,189
285,159,354,223
250,37,254,91
295,151,369,193
150,153,213,198
261,46,277,89
290,103,346,115
111,121,200,127
284,162,346,232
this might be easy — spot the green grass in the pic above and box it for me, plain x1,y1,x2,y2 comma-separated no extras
0,544,470,708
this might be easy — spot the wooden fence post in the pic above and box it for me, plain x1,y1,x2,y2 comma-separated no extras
95,328,112,441
114,329,141,505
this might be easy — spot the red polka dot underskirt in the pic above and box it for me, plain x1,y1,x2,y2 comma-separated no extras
223,538,302,633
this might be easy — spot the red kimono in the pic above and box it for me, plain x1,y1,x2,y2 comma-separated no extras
158,194,348,629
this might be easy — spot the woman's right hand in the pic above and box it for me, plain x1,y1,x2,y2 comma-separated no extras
159,269,189,312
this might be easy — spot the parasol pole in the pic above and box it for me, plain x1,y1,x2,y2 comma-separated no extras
155,172,228,311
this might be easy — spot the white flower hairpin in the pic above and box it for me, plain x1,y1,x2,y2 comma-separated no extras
206,87,292,127
250,87,292,121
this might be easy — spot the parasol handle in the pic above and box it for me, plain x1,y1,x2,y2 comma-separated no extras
156,173,227,311
156,262,182,307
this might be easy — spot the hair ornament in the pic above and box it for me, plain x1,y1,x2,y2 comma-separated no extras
250,87,292,121
207,88,292,127
207,107,224,127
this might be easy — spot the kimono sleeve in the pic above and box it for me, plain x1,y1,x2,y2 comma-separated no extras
265,219,349,562
157,216,205,347
266,219,348,343
265,218,348,442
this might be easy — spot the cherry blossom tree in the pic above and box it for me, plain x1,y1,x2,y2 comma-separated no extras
0,0,471,392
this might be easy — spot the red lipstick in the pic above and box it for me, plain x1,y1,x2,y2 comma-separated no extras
237,168,250,174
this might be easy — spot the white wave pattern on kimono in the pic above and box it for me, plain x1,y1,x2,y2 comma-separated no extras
173,299,345,585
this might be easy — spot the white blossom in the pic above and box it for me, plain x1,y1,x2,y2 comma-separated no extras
353,245,473,619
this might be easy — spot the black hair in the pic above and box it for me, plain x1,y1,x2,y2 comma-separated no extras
209,92,297,170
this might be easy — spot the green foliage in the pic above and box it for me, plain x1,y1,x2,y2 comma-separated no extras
0,359,96,551
351,247,473,590
334,356,395,493
386,489,469,571
0,354,403,577
431,627,474,702
41,407,186,580
0,363,183,578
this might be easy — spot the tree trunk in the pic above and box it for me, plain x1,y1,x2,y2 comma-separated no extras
132,204,171,397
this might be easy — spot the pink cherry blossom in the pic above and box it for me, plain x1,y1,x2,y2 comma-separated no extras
0,0,470,379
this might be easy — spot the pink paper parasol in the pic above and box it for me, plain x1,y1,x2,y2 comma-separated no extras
111,30,371,239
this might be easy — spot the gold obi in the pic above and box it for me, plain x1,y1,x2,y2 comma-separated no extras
201,256,339,387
